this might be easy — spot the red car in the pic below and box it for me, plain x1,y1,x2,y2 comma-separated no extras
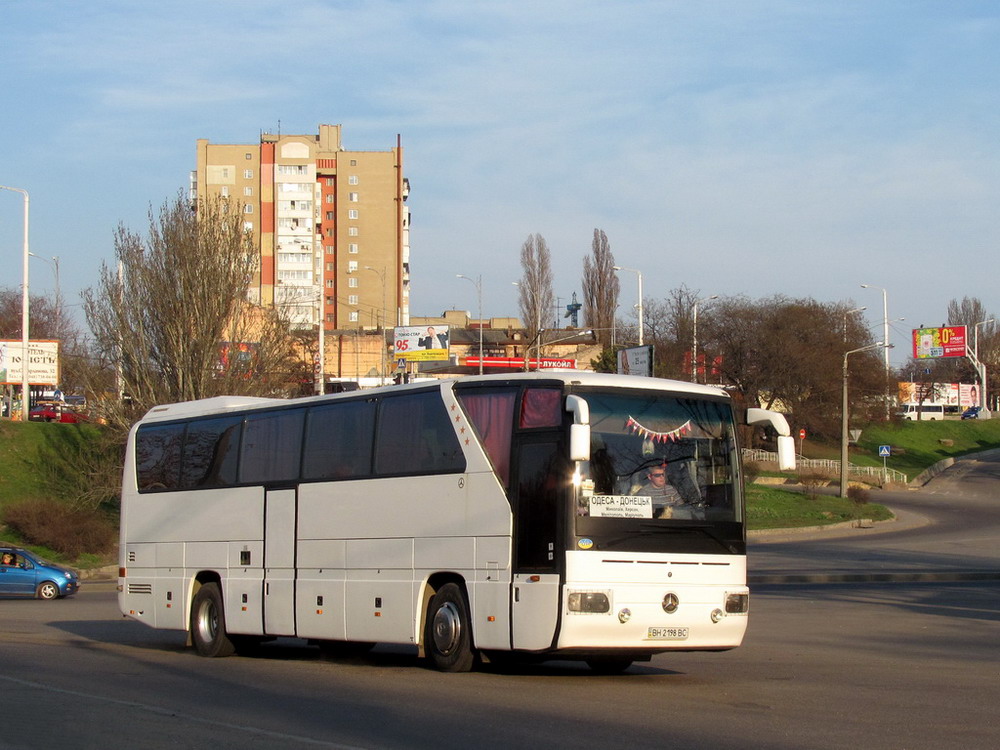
28,403,88,423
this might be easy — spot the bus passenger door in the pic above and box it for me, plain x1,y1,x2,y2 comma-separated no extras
263,488,296,636
511,439,564,651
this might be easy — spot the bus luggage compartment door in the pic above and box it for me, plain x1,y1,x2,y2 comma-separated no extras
512,573,560,650
263,488,296,636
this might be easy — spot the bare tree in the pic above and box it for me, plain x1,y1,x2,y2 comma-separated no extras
582,229,619,348
83,192,298,428
517,234,555,354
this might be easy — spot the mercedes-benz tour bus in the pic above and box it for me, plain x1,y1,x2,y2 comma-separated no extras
118,372,794,672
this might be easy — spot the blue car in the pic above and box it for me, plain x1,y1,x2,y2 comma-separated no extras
0,547,80,599
961,406,982,420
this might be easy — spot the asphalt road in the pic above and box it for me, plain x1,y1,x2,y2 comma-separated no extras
0,453,997,749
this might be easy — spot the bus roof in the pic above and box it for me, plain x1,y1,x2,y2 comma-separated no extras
136,372,731,424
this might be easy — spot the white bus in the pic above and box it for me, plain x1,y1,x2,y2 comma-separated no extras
118,372,794,673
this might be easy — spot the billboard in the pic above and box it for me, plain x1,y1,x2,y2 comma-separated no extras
912,326,967,359
617,345,653,377
394,325,450,362
0,340,60,386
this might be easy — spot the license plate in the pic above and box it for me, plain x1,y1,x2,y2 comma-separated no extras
646,626,689,640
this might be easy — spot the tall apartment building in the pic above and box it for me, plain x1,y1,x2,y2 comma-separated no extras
193,124,410,333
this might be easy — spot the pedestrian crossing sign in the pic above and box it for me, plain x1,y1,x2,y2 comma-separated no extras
878,445,891,457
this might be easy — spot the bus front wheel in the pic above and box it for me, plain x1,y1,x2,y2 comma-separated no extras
425,583,475,672
190,582,236,658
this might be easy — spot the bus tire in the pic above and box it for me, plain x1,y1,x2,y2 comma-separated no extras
190,582,236,657
425,583,475,672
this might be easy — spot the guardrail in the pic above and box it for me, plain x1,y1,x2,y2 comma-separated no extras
742,448,909,485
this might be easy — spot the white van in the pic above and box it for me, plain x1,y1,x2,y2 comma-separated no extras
898,403,945,421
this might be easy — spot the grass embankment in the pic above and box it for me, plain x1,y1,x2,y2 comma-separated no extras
854,418,1000,479
0,420,113,566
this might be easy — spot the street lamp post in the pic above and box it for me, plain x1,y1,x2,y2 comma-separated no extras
843,306,866,343
691,294,718,383
974,318,995,409
841,341,886,497
1,185,30,421
366,266,388,382
613,266,643,346
30,253,60,338
861,284,890,417
457,274,483,375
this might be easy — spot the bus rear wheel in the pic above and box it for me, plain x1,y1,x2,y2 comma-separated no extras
425,583,475,672
190,582,236,657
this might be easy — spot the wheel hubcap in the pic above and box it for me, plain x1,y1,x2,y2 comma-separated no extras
197,601,217,641
432,602,461,655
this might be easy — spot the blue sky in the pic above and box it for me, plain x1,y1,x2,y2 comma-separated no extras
2,1,998,365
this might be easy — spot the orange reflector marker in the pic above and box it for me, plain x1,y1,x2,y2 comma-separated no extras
487,616,496,622
529,575,541,582
374,612,381,617
119,568,127,578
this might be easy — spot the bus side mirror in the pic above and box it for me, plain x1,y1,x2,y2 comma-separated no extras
566,395,591,462
570,423,591,462
776,436,795,471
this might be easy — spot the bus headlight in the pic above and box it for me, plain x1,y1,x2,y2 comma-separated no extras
567,591,611,613
725,592,749,614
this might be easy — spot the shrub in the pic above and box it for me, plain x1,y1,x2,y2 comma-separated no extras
798,471,828,499
3,499,116,559
742,459,762,485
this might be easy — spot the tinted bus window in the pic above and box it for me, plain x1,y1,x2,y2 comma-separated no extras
303,400,376,480
520,388,562,429
136,423,185,492
240,409,306,484
456,388,517,487
180,416,243,489
375,392,465,476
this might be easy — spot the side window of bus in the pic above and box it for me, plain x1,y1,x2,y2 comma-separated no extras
456,387,518,487
303,400,376,480
180,416,243,489
136,424,185,492
240,409,306,485
375,391,465,476
520,388,563,429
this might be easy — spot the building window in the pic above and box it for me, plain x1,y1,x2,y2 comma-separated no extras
348,261,358,273
326,178,335,186
244,186,253,196
348,209,358,219
326,262,335,272
326,296,335,307
325,245,334,255
348,277,358,288
348,175,359,185
349,311,359,322
348,295,358,305
220,186,230,198
326,211,334,221
326,279,334,288
278,165,308,176
350,160,357,166
244,221,254,232
325,194,335,204
243,205,253,214
349,243,358,254
243,169,253,179
349,227,359,236
349,192,359,202
245,153,253,160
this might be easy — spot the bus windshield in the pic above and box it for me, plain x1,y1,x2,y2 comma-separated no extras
574,389,742,548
